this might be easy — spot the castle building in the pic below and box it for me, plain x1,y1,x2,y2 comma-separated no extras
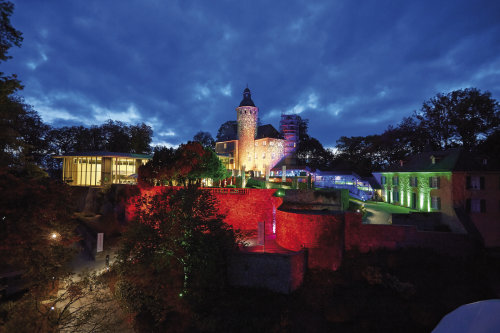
215,87,287,176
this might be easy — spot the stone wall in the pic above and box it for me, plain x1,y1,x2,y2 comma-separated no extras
275,209,345,270
344,212,476,257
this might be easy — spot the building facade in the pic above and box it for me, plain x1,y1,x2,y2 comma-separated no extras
54,152,151,186
216,87,286,176
373,149,500,246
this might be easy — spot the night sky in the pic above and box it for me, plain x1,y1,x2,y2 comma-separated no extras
3,0,500,148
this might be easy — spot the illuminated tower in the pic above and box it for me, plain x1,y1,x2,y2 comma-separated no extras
280,114,299,165
237,87,258,170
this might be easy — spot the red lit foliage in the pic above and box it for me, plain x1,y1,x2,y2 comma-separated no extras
138,142,228,187
116,187,239,327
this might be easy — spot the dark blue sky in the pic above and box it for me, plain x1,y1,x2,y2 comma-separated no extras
3,0,500,148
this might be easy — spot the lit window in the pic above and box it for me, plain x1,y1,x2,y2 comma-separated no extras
263,141,266,146
224,143,227,149
431,197,441,210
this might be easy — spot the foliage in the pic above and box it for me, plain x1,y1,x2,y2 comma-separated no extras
193,131,215,149
0,169,78,285
139,141,229,187
0,0,22,63
334,88,500,174
416,88,499,149
215,120,237,142
115,187,240,329
0,272,125,333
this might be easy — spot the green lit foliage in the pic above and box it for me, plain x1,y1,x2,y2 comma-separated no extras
115,187,240,329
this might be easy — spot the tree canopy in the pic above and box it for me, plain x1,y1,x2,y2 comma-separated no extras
139,141,229,187
193,131,215,149
116,187,239,330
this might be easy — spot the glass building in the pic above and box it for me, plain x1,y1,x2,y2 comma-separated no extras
53,152,152,186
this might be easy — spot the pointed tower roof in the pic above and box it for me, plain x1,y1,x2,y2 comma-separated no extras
239,86,255,107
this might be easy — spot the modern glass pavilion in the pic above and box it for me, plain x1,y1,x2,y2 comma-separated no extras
53,152,152,186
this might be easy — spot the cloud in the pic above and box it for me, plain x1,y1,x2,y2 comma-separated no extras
4,0,500,149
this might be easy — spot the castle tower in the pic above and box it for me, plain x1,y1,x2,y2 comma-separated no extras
236,87,258,171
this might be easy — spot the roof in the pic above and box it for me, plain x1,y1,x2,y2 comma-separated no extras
377,148,500,173
239,87,255,107
53,151,153,159
256,124,283,139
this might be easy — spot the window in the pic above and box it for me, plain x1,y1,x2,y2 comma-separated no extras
429,176,440,188
262,153,266,159
466,199,486,213
466,176,484,190
270,141,274,146
393,191,400,203
263,141,266,146
255,142,258,147
393,176,399,185
224,143,227,149
381,176,386,184
410,176,418,187
431,197,441,210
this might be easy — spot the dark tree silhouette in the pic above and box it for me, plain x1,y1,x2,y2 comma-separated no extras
193,131,215,149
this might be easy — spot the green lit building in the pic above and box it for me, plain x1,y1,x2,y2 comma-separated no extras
373,149,500,246
53,152,152,186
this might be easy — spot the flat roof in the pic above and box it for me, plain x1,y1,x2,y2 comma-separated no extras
53,151,152,159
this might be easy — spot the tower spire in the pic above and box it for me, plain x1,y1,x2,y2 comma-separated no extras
239,85,255,107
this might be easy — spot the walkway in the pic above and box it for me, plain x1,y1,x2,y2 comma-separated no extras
357,200,418,225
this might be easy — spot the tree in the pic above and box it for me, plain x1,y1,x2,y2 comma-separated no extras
0,0,22,62
215,120,237,142
416,88,500,149
193,131,215,149
138,142,228,187
0,272,126,333
116,187,239,330
130,123,153,154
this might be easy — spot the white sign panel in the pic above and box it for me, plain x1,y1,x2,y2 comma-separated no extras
257,222,265,245
97,233,104,253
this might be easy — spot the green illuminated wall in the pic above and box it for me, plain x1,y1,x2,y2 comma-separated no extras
380,171,451,212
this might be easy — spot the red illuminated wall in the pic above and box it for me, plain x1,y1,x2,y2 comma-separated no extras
275,209,345,270
127,186,280,233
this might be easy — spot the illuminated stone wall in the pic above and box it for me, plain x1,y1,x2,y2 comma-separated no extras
236,105,258,171
254,138,286,175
